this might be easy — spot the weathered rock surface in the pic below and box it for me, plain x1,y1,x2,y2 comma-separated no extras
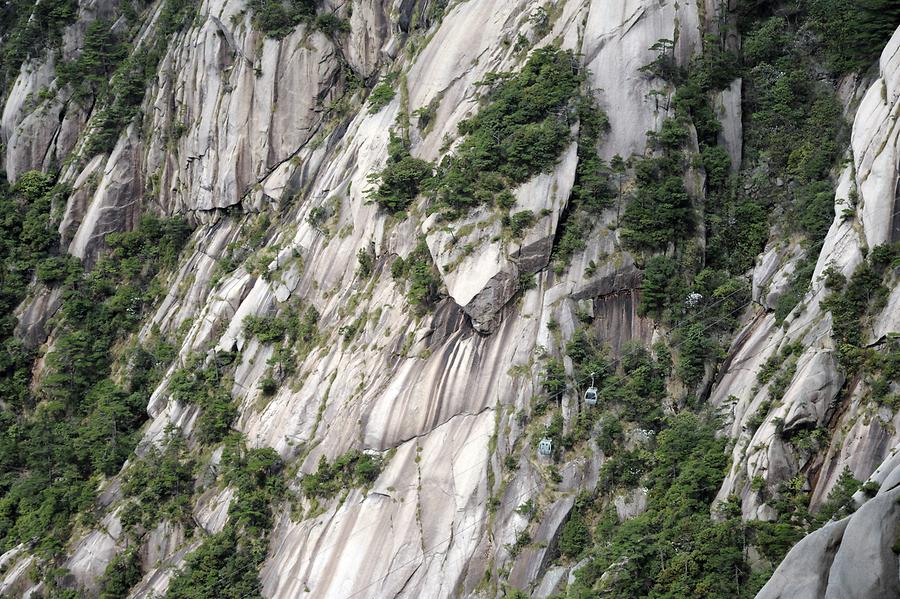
758,453,900,599
0,0,898,597
713,26,900,526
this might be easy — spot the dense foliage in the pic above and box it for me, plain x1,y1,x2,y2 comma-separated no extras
367,132,434,213
166,438,285,599
564,414,759,598
551,97,614,271
0,173,60,393
514,4,898,594
432,47,583,215
301,449,383,499
726,0,900,322
390,237,443,312
369,47,585,218
246,0,351,38
516,314,873,599
526,324,759,594
84,0,198,156
120,432,195,531
98,547,143,599
737,1,900,75
168,356,239,445
247,0,317,38
367,79,397,114
0,210,191,557
0,0,77,87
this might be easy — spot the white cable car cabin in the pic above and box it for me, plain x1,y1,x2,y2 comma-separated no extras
584,372,598,406
538,437,553,457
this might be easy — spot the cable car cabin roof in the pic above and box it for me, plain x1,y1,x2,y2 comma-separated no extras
538,437,553,455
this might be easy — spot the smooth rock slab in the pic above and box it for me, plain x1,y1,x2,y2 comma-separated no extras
756,518,849,599
824,487,900,599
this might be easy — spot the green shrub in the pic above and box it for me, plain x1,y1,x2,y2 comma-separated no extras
301,450,382,499
35,255,80,285
806,0,900,74
168,358,237,445
367,81,396,114
620,171,693,253
97,547,142,599
120,435,195,531
743,17,791,64
391,238,441,312
0,0,78,84
196,392,238,444
315,13,349,35
675,322,712,386
247,0,316,38
83,0,198,157
166,527,267,599
869,242,900,269
559,512,591,558
821,260,887,352
649,118,689,151
507,210,535,237
259,376,278,396
750,520,806,563
638,255,678,318
596,418,624,454
794,180,836,240
541,358,566,396
56,19,127,103
598,449,647,493
430,47,583,215
551,96,612,270
700,145,731,190
244,302,320,363
367,132,434,212
244,313,289,343
356,247,374,277
222,441,285,532
640,38,680,81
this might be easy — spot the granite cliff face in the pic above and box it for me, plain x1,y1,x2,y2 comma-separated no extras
0,1,897,597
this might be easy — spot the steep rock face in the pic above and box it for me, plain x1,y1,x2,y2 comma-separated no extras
0,0,898,597
1,1,697,596
67,125,144,265
757,452,900,599
144,2,344,213
0,0,122,182
712,26,900,523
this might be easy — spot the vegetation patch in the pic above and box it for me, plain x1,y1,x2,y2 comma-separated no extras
369,47,585,219
166,436,285,599
301,449,383,499
78,0,199,157
169,356,238,445
0,210,192,558
550,96,613,271
119,432,195,532
367,76,397,114
390,238,442,313
0,0,78,87
366,132,434,213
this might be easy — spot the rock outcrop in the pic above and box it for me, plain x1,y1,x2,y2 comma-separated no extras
0,0,898,597
758,451,900,599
